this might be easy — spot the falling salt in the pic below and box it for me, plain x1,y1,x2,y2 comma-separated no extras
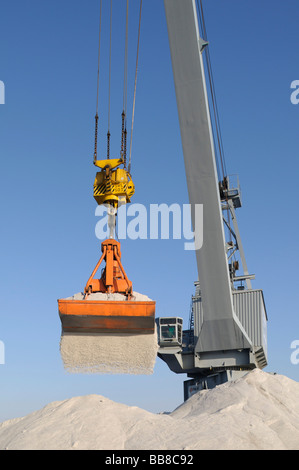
59,291,158,375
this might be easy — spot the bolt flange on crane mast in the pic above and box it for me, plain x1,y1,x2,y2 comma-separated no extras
157,0,268,400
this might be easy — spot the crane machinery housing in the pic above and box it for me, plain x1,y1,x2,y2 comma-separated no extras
157,0,268,400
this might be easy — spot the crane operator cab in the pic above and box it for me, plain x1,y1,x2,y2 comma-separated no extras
157,317,183,347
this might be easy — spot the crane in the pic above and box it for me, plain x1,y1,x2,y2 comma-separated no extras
157,0,268,400
58,0,156,337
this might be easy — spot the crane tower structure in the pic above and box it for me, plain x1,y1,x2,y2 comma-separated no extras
157,0,268,400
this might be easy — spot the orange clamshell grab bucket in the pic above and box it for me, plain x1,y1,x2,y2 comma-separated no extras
58,239,156,334
58,299,156,334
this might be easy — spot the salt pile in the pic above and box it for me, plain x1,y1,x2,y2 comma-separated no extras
65,291,152,302
60,291,158,375
1,369,299,450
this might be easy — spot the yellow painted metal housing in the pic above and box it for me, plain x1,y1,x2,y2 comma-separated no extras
93,159,135,208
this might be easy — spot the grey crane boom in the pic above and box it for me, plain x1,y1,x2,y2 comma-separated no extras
157,0,268,399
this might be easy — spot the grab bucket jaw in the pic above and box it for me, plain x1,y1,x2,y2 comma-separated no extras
58,298,156,334
58,239,156,335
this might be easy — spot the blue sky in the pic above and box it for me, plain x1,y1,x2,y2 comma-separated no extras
0,0,299,422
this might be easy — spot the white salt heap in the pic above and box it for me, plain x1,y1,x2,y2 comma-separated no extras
1,369,299,450
65,291,152,301
60,291,158,375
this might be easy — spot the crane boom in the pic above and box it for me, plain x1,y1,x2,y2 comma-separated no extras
158,0,267,398
164,0,250,351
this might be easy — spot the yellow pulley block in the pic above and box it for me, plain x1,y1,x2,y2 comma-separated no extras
93,158,135,208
